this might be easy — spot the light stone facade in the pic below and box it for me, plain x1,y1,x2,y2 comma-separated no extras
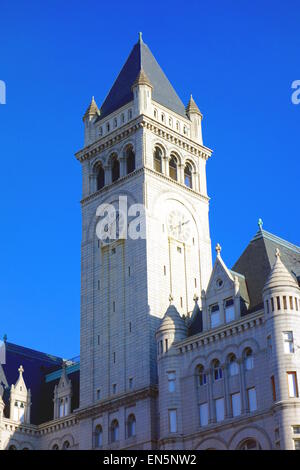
1,36,300,451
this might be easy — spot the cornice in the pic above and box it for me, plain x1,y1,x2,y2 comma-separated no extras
80,166,210,207
176,310,264,355
75,115,212,163
75,386,158,421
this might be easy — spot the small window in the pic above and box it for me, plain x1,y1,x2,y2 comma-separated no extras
161,113,165,122
244,349,254,370
290,296,294,310
213,360,222,381
266,299,269,313
168,409,177,433
295,298,299,311
97,280,100,290
271,375,276,401
196,365,207,386
96,389,101,400
167,371,176,393
111,419,119,443
112,384,117,394
228,355,239,376
225,298,235,323
184,163,192,188
169,117,173,127
129,378,133,389
163,265,166,276
248,387,257,412
129,322,132,333
154,109,157,118
283,296,287,309
287,372,298,398
127,414,136,438
211,305,220,328
128,109,132,120
283,331,294,354
176,121,180,131
231,392,241,417
277,296,281,310
121,113,125,123
169,155,178,181
113,352,116,363
113,301,116,312
292,426,300,434
99,127,103,136
106,123,110,132
165,338,168,352
153,147,163,173
215,397,225,422
113,118,117,128
271,298,274,312
95,425,103,448
294,440,300,450
199,403,209,426
62,441,70,450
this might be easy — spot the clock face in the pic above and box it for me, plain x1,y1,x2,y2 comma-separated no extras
167,208,191,242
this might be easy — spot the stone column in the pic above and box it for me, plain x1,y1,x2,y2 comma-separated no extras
207,368,215,423
223,364,231,418
120,156,127,177
104,165,112,185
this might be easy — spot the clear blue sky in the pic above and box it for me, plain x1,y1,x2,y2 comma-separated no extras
0,0,299,358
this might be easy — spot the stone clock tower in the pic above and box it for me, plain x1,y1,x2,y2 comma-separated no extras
75,34,212,449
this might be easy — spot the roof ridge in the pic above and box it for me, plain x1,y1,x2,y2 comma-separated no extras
252,229,300,253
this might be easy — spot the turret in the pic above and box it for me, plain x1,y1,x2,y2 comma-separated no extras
9,365,31,424
186,94,203,144
53,362,72,419
131,68,153,117
83,96,100,146
156,297,187,445
262,248,300,449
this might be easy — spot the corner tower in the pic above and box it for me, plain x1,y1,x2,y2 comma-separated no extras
75,34,212,449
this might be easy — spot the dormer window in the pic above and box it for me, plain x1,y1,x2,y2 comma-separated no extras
114,118,117,128
169,117,173,127
176,121,180,131
210,304,220,328
225,298,235,323
154,109,157,118
106,123,110,133
99,127,103,136
128,109,132,120
121,113,125,123
183,126,187,135
161,113,165,123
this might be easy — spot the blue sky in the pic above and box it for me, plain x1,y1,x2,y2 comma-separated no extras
0,0,299,358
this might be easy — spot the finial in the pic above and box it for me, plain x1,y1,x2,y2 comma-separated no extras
138,32,143,42
258,218,263,230
169,293,173,304
275,248,281,258
215,243,222,256
3,334,7,343
193,293,199,302
18,365,24,376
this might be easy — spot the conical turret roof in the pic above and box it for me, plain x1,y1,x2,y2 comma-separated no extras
132,68,153,88
186,94,202,116
83,96,100,121
263,248,299,292
157,303,187,336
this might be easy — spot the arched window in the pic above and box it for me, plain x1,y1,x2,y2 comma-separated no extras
22,447,29,450
153,147,162,173
154,109,157,118
111,155,120,182
8,445,17,450
127,414,136,438
161,113,165,123
169,155,178,181
62,441,70,450
184,163,192,188
176,121,180,131
196,364,207,386
95,163,105,191
114,118,117,128
52,444,59,450
228,355,239,376
111,419,119,443
95,425,103,448
59,398,64,418
238,439,261,450
126,146,135,174
244,348,254,370
212,359,223,381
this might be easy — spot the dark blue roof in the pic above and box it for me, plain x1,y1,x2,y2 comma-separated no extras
1,342,75,425
99,37,187,119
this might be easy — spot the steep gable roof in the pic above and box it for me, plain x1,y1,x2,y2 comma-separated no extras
232,229,300,310
98,35,187,120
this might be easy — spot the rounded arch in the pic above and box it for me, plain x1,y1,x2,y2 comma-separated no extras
168,153,178,181
227,353,239,376
196,436,228,450
228,425,272,450
183,160,193,188
108,152,120,182
153,145,164,173
186,354,208,373
95,424,103,448
60,433,75,449
20,441,34,450
195,363,207,386
124,144,135,175
5,439,19,450
93,160,105,191
237,338,260,358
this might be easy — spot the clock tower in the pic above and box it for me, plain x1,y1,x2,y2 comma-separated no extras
76,34,212,449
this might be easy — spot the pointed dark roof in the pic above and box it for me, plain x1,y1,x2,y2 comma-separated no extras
83,96,100,121
186,94,202,116
98,36,187,120
232,229,300,310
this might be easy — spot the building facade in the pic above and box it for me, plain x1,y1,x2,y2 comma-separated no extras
0,35,300,450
